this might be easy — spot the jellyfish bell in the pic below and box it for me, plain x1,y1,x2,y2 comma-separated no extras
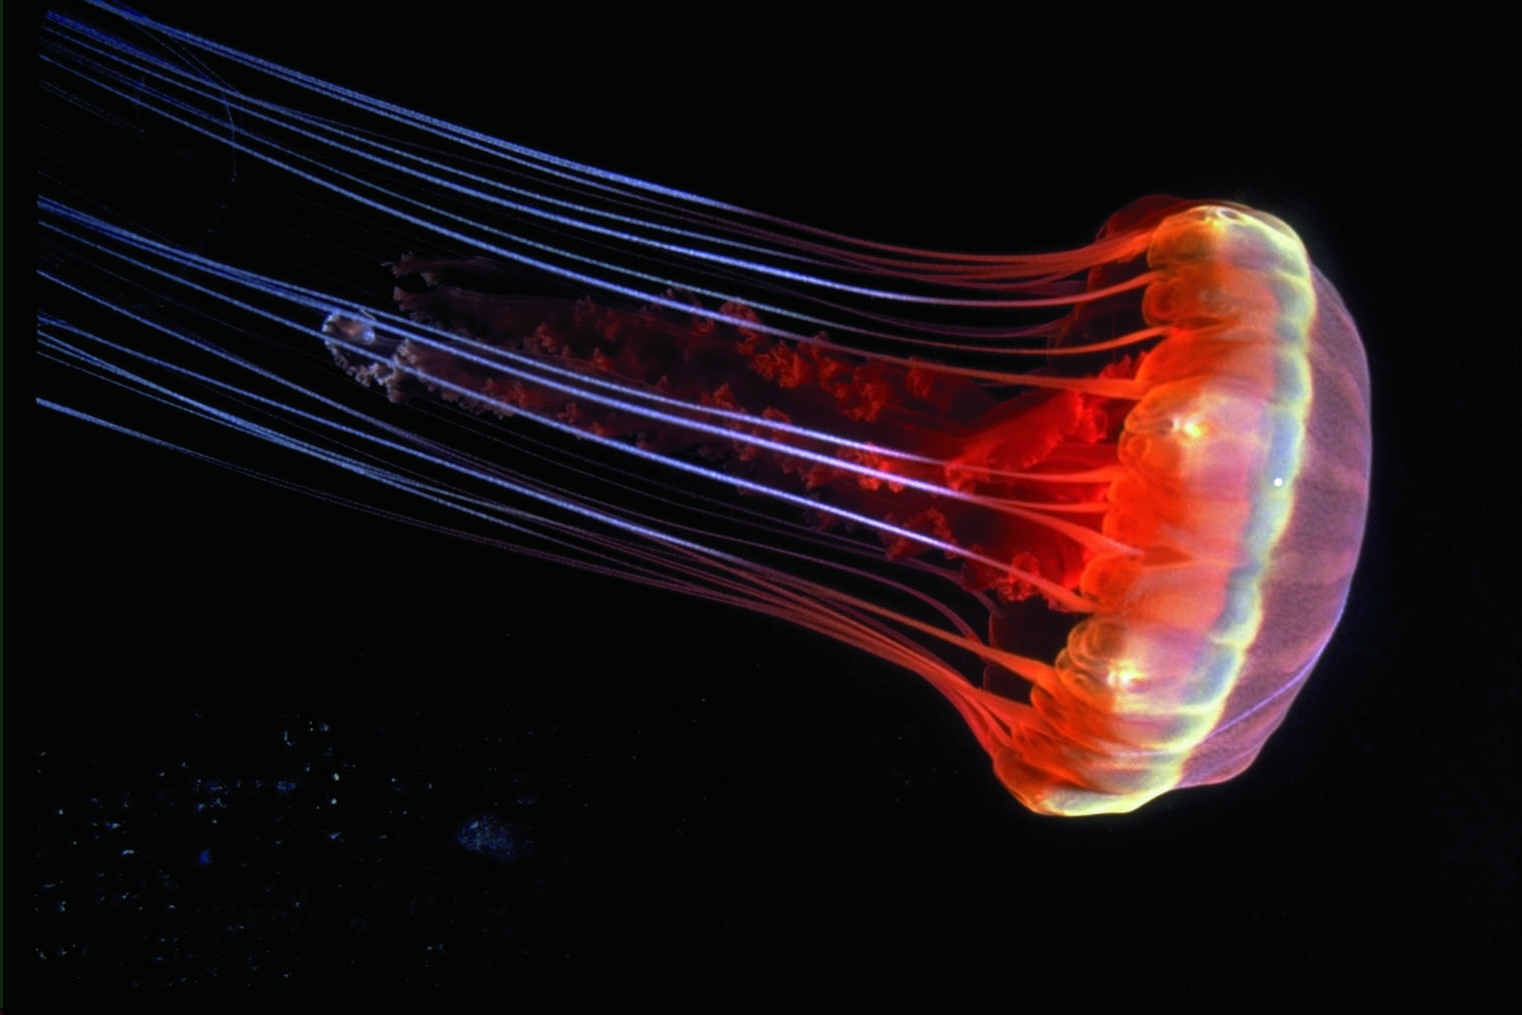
38,6,1370,815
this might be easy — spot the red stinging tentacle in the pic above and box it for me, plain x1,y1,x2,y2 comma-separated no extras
367,256,1123,613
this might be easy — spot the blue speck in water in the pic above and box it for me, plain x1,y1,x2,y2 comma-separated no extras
456,817,527,863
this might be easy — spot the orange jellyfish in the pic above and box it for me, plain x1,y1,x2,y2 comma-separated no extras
38,7,1370,815
319,193,1370,816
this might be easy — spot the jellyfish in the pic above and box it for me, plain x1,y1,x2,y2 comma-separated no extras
38,5,1370,815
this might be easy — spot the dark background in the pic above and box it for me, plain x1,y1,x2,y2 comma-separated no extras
29,3,1517,988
